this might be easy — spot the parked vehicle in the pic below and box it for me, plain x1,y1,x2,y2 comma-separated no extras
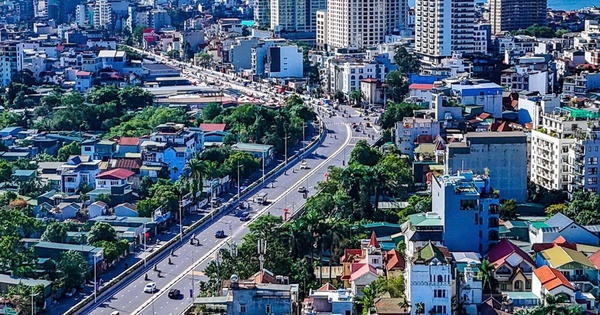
144,282,156,293
168,289,180,299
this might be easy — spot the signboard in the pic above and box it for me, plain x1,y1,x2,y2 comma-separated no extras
143,28,156,43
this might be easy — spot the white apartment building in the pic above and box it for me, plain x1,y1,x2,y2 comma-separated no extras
405,242,452,315
474,23,490,54
395,116,442,159
92,0,112,29
326,58,386,95
530,107,592,191
414,0,475,65
316,10,327,50
254,0,271,28
563,72,600,97
517,92,560,129
0,41,18,87
568,124,600,194
251,39,304,78
269,0,326,32
321,0,407,50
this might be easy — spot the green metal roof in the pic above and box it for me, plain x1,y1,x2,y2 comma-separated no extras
408,212,443,227
530,221,549,229
416,241,446,262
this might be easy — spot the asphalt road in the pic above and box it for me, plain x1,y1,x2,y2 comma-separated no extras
77,48,381,315
80,105,378,315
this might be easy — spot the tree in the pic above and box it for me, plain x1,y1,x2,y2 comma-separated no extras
379,102,420,129
95,193,112,207
197,52,213,67
201,103,223,122
0,111,25,129
41,222,68,243
393,46,420,74
349,140,381,166
545,203,568,216
479,259,497,295
105,107,188,138
223,151,261,178
0,159,13,182
118,86,154,110
57,142,81,161
355,282,384,315
334,91,345,104
88,222,117,244
132,26,144,45
7,283,44,315
58,250,88,289
500,199,518,220
349,90,363,106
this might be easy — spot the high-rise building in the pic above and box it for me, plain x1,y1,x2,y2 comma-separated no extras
47,0,83,24
320,0,406,50
266,0,326,32
254,0,271,29
489,0,546,34
414,0,474,65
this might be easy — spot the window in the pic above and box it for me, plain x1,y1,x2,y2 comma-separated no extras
240,305,246,313
588,178,598,185
500,283,508,291
434,289,446,298
435,305,446,314
372,258,380,264
84,147,91,152
266,305,271,313
588,167,598,175
589,157,598,165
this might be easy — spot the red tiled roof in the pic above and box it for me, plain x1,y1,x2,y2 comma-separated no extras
112,158,142,170
200,123,226,132
478,113,491,120
386,249,405,271
415,134,434,144
369,231,380,248
409,83,434,90
534,265,574,291
361,78,379,83
350,264,378,281
76,71,91,76
486,239,535,267
96,168,135,180
118,137,139,146
589,249,600,269
531,236,577,253
341,249,362,263
316,283,336,291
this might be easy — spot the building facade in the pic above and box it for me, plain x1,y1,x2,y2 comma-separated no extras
414,0,475,65
488,0,547,34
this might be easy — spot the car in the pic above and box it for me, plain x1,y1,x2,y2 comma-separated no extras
168,289,181,299
366,122,372,127
111,312,120,315
298,187,307,193
215,230,226,238
300,161,309,170
65,288,76,297
239,212,251,221
144,282,156,293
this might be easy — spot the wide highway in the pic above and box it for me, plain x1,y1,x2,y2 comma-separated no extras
78,50,380,315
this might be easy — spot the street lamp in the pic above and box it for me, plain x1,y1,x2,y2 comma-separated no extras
93,251,102,304
283,132,290,175
143,222,147,268
30,287,39,315
237,162,242,201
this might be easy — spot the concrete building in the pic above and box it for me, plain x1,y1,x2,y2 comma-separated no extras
326,57,387,95
92,0,112,29
488,0,546,34
269,0,326,32
251,39,303,78
414,0,475,65
405,242,452,315
302,284,353,315
445,132,528,202
432,79,503,119
562,72,600,97
0,41,18,86
474,23,491,54
530,107,595,191
517,92,560,129
254,0,271,28
568,123,600,195
321,0,407,49
395,116,442,159
316,10,327,50
432,170,500,254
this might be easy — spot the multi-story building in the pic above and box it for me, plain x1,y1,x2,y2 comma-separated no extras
326,57,387,95
562,72,600,97
315,10,327,50
405,242,452,315
251,39,304,78
92,0,112,29
474,23,491,54
321,0,406,50
431,79,503,119
432,170,500,254
530,107,595,191
568,124,600,194
0,41,19,86
395,116,442,159
486,239,536,292
488,0,546,34
254,0,271,28
445,132,528,202
500,55,550,93
47,0,83,24
414,0,475,65
269,0,326,32
517,92,560,129
60,155,101,195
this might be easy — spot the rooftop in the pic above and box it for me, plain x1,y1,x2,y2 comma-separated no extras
534,265,574,291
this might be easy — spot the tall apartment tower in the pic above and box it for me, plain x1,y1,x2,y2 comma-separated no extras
414,0,474,65
322,0,406,49
269,0,326,32
489,0,547,34
254,0,271,28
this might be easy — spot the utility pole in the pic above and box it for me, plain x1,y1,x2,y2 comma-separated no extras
262,150,265,186
258,238,267,273
179,195,183,242
143,222,147,267
237,161,241,201
302,123,306,159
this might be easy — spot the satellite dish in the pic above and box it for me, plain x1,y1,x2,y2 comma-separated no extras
230,274,239,283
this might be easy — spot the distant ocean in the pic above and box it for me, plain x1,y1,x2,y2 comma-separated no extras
407,0,595,11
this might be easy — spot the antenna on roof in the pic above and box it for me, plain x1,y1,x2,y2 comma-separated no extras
258,238,267,273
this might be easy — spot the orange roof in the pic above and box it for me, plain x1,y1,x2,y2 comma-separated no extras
386,249,405,271
589,249,600,269
409,83,434,90
316,283,336,291
200,123,226,132
96,168,135,180
534,265,574,291
118,137,139,146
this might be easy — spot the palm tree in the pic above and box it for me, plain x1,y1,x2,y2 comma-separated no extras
186,158,205,203
541,294,572,315
479,259,497,296
415,302,425,315
355,282,383,315
325,218,347,283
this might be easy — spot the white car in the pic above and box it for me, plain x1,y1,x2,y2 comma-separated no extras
144,282,156,293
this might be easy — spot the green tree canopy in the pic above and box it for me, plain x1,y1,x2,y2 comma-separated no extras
57,142,81,161
58,250,88,289
41,222,68,243
88,222,117,244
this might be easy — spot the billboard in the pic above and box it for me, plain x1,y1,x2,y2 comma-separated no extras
143,28,156,43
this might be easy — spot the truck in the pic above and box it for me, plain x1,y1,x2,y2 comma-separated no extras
255,192,268,204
